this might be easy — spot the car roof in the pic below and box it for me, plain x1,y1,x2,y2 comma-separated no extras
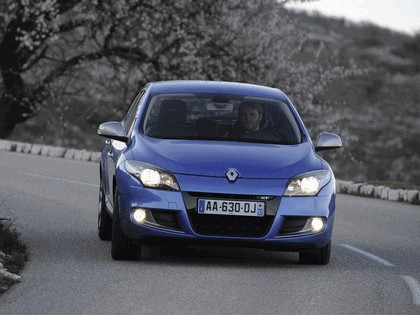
147,80,289,102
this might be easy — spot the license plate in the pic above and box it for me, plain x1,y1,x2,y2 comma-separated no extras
197,199,265,217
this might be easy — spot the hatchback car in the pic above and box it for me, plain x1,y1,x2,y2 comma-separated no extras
97,80,342,264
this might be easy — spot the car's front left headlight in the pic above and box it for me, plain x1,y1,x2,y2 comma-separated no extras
124,160,180,191
284,170,331,196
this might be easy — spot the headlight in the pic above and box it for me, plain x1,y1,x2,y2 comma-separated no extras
125,160,180,191
284,170,331,196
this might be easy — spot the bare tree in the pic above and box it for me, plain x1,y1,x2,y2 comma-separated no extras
0,0,356,138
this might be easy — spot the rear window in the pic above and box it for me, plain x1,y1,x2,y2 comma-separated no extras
141,93,302,144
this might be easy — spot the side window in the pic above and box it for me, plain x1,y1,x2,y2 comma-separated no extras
123,91,144,135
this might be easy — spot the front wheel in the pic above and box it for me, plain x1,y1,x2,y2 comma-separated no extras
98,181,112,240
111,187,141,260
299,242,331,265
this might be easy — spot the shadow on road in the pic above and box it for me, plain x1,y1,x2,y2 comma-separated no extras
137,244,301,268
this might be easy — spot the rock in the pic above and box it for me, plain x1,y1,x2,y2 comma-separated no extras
347,183,363,195
90,152,101,162
81,151,92,161
381,187,390,200
64,149,75,159
48,147,66,158
360,185,374,197
388,189,402,201
0,140,12,151
16,142,32,153
30,144,42,155
336,180,352,194
73,150,85,160
373,186,385,198
0,264,22,282
404,190,419,204
41,146,52,156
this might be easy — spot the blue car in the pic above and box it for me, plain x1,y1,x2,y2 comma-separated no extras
97,80,342,264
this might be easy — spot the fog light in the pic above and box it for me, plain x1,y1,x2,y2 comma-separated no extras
311,217,325,232
133,208,147,224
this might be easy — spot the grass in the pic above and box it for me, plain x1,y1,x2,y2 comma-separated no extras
0,212,28,294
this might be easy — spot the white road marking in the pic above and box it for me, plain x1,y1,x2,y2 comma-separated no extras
20,172,99,188
340,244,395,267
401,276,420,306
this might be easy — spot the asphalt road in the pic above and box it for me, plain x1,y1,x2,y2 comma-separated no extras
0,150,419,314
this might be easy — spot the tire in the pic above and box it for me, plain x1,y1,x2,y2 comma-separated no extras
98,181,112,240
299,242,331,265
111,187,141,260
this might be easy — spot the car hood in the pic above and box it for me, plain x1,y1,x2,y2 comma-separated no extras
130,135,322,179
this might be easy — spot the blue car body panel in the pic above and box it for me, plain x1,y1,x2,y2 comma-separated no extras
130,135,322,179
100,80,338,253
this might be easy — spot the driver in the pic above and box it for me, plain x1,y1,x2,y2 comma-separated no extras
227,102,263,138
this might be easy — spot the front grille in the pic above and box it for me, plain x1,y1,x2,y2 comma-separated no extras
187,192,275,201
183,192,280,238
188,213,273,237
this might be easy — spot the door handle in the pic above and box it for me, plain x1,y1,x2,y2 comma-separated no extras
107,151,113,158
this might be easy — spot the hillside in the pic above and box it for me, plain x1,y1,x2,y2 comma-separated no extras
287,12,420,185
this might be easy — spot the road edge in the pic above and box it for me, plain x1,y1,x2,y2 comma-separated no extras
0,139,419,205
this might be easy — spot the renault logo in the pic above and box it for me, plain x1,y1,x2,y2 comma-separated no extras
225,168,239,182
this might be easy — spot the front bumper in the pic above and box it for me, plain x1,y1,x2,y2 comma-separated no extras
116,168,336,252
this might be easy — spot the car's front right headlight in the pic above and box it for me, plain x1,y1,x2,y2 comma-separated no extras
284,170,331,196
124,160,180,191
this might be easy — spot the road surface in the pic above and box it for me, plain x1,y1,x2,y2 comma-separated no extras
0,150,419,314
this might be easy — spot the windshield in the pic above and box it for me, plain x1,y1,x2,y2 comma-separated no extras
141,93,302,144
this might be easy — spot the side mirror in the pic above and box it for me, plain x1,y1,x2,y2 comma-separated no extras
315,132,342,152
97,121,128,143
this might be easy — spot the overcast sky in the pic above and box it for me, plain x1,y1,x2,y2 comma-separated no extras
285,0,420,35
